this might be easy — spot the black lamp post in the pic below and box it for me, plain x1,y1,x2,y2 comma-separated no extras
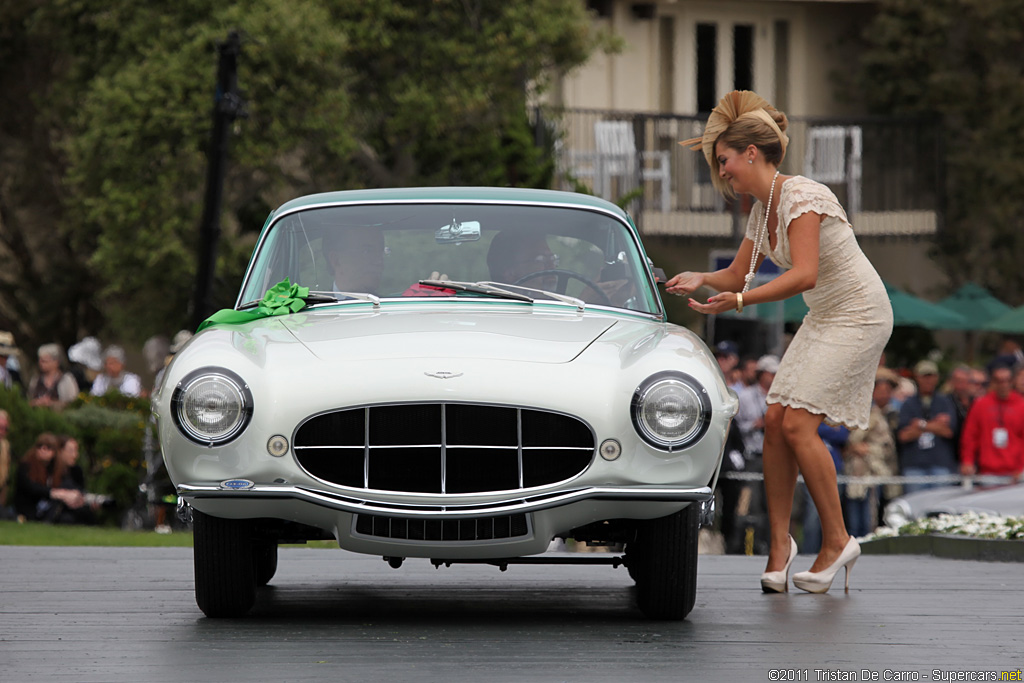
192,31,246,330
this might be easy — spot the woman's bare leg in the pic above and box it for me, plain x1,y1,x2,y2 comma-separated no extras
780,407,851,571
761,403,799,572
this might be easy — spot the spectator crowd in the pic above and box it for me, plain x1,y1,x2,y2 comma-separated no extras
713,339,1024,555
0,329,191,526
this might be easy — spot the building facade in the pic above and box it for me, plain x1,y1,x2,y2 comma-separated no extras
536,0,947,325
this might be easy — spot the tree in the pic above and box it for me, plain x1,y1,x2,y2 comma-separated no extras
333,0,593,188
43,0,358,339
0,0,102,353
0,0,598,347
853,0,1024,304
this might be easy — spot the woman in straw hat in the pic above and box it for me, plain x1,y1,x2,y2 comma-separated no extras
666,91,892,594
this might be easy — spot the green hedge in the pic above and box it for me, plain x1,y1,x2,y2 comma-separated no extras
0,387,78,457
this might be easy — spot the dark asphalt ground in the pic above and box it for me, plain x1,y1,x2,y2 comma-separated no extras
1,546,1020,682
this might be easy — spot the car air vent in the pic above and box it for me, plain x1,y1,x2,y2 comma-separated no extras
354,513,530,542
293,403,594,494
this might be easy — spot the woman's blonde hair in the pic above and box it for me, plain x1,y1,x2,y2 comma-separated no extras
680,90,789,198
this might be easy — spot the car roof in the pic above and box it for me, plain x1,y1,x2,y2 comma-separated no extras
271,187,631,221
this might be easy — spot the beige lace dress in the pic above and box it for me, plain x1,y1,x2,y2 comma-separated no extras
745,175,893,430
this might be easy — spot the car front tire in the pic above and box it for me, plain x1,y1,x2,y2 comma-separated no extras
254,541,278,587
627,503,699,620
193,510,257,618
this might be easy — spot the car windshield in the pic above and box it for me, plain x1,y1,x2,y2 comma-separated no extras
238,202,660,315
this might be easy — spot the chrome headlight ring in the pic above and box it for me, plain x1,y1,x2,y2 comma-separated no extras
631,371,712,452
170,367,253,446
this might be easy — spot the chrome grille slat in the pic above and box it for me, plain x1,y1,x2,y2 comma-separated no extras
363,407,370,488
293,403,594,494
440,403,448,494
516,408,523,489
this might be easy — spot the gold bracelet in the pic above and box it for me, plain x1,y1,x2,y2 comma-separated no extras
736,292,744,313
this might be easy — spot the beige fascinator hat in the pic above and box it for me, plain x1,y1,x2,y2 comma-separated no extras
679,90,789,197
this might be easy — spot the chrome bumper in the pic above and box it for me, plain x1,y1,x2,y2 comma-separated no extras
176,482,713,519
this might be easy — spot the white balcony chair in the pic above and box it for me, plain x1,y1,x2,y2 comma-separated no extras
566,121,671,211
804,125,862,216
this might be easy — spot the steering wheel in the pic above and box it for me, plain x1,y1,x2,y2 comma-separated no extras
512,269,612,307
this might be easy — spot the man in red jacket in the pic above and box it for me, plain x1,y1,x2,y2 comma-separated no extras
960,364,1024,482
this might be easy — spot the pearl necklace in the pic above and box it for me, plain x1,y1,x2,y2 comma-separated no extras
744,169,780,293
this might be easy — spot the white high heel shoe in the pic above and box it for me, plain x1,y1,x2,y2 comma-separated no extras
760,536,798,593
792,537,860,594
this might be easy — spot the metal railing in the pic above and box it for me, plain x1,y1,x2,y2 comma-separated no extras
533,106,943,239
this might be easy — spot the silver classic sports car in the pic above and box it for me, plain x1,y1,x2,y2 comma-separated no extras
154,187,738,619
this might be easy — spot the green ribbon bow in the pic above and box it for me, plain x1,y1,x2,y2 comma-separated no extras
196,279,310,332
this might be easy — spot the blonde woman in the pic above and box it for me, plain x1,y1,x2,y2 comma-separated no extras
666,91,893,593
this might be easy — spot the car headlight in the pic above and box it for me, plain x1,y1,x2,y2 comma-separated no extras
631,371,711,452
171,368,253,446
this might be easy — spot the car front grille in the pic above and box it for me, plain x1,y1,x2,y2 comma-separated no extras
354,513,530,542
293,403,594,494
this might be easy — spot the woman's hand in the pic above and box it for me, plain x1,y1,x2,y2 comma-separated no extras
664,271,706,297
687,291,739,316
51,488,85,509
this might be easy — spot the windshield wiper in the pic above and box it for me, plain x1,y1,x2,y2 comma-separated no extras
311,290,380,307
419,280,534,303
303,292,341,305
477,281,586,312
237,290,377,311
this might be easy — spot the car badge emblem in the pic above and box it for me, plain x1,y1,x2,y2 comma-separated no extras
424,371,463,380
220,479,255,490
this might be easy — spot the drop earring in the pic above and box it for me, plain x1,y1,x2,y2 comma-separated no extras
748,159,753,164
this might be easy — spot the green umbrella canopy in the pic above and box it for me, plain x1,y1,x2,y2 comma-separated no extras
936,282,1012,329
885,282,968,329
984,304,1024,334
782,295,809,323
774,282,967,329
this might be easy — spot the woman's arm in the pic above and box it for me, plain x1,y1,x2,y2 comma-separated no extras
664,236,765,297
688,212,821,315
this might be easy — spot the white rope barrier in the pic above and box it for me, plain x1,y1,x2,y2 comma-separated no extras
719,471,1016,486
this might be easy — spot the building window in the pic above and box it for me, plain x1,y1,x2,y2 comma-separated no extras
733,24,753,92
659,16,675,112
696,23,717,113
774,20,790,113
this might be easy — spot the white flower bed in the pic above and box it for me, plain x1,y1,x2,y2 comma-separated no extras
864,511,1024,542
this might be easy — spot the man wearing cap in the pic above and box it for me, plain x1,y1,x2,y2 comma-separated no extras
896,360,958,493
727,355,779,553
714,340,743,392
68,337,103,394
844,368,901,536
736,355,779,460
959,363,1024,483
90,345,143,397
946,364,977,456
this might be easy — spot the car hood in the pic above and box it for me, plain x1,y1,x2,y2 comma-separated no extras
279,306,619,363
929,483,1024,517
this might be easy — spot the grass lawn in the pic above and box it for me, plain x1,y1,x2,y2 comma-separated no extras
0,520,337,548
0,520,193,547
